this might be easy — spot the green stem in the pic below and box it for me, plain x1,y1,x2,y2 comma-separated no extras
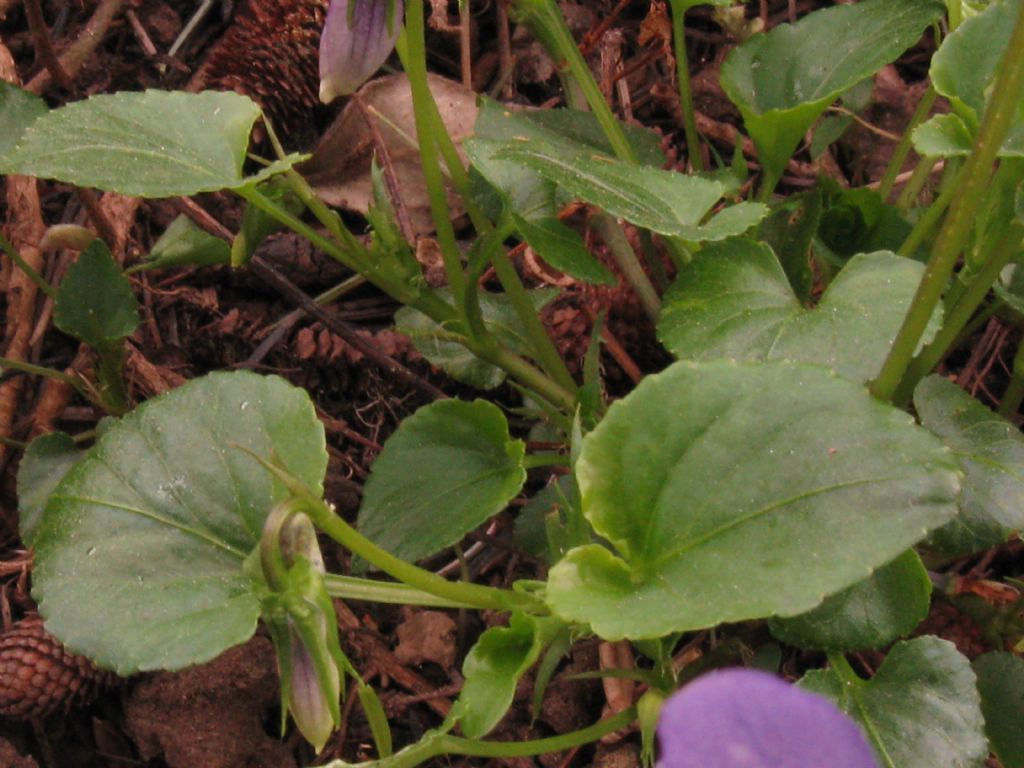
589,214,661,321
670,5,703,172
323,574,475,609
871,0,1024,404
398,4,467,308
511,0,636,163
302,496,539,614
0,231,55,298
877,86,937,202
999,332,1024,418
897,221,1024,402
898,174,956,256
0,356,85,391
323,706,637,768
489,225,577,392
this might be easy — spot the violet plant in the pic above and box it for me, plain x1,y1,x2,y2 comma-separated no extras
4,0,1024,766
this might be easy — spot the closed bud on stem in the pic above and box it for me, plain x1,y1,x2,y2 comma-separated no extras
258,502,352,753
319,0,404,104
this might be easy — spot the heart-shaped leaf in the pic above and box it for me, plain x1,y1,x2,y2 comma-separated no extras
0,90,299,197
720,0,945,191
914,375,1024,554
769,549,932,651
801,637,988,768
357,399,526,564
544,360,959,640
657,241,940,383
32,371,327,674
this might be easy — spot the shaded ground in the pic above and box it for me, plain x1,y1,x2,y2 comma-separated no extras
0,1,1018,766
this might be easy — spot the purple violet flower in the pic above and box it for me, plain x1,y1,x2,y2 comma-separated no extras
319,0,403,104
657,668,879,768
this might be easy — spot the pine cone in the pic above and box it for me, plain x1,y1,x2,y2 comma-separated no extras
202,0,329,133
0,617,117,719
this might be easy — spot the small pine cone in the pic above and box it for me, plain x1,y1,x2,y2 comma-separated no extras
202,0,329,133
0,617,117,720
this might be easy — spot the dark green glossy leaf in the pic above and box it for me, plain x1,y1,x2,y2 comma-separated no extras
17,432,84,546
769,550,931,651
54,240,139,348
0,82,47,159
658,240,939,383
32,371,328,673
146,215,231,271
395,289,557,389
801,637,988,768
817,187,914,263
914,375,1024,554
973,652,1024,768
0,90,293,197
545,360,959,640
720,0,945,188
455,612,547,739
358,399,526,564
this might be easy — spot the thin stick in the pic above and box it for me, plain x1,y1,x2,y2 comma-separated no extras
23,0,73,90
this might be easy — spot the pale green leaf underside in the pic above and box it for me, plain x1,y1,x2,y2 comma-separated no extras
545,360,959,640
32,371,327,674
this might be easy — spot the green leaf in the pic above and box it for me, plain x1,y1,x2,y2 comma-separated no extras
769,550,932,651
913,113,976,157
455,612,548,739
494,138,767,239
720,0,945,189
801,637,988,768
657,241,940,383
513,215,616,285
544,360,959,640
758,190,822,301
0,82,47,159
17,432,84,546
914,375,1024,554
145,215,231,271
54,239,140,348
817,186,915,263
32,371,328,673
357,399,526,564
973,652,1024,768
930,0,1024,156
0,90,286,197
395,289,557,390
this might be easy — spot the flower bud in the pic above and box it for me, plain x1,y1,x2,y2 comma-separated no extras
319,0,404,104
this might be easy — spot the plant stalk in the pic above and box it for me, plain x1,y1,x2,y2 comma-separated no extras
871,0,1024,404
670,4,704,172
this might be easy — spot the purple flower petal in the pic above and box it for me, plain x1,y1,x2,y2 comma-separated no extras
319,0,403,103
657,668,879,768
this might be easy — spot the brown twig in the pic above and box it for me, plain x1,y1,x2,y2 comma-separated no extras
26,0,127,94
0,43,45,470
250,255,448,402
22,0,73,90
